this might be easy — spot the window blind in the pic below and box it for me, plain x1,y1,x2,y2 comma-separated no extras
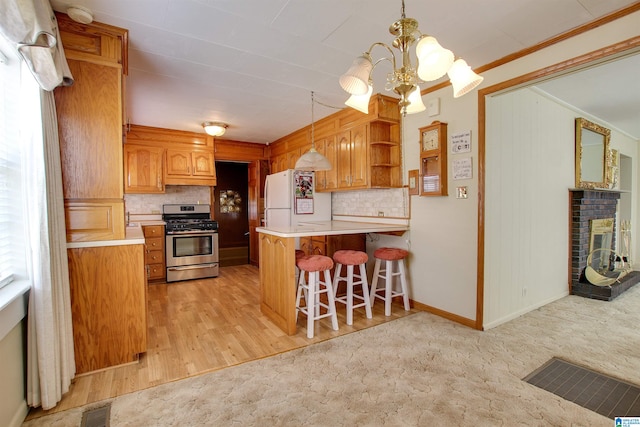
0,41,27,288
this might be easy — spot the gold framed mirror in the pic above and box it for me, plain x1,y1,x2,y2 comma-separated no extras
575,117,611,189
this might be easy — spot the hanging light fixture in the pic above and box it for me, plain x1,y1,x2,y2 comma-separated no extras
339,0,483,115
295,91,332,171
202,121,228,136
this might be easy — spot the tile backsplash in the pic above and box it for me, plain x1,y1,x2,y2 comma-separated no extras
125,186,408,218
331,188,409,218
124,186,211,214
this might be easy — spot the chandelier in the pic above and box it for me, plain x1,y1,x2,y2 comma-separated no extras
339,0,483,116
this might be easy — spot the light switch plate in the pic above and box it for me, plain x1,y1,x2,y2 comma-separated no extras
456,186,468,199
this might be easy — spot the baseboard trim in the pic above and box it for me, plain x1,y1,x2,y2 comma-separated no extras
410,300,477,329
9,401,28,427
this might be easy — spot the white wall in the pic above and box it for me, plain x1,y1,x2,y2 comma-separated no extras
0,322,28,427
389,10,640,328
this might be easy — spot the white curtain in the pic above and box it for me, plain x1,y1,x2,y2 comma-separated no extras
0,0,76,410
0,0,73,90
23,88,76,410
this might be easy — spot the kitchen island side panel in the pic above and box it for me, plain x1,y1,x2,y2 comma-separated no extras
259,233,297,335
68,244,147,374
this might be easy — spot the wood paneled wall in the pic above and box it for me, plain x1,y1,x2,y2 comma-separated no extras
483,88,575,328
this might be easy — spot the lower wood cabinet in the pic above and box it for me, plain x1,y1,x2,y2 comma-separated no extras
143,225,165,281
67,244,147,374
299,233,366,257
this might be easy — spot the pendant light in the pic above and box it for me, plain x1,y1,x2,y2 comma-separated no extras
295,91,332,171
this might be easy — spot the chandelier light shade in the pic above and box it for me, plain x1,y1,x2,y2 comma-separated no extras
339,54,373,96
345,83,373,114
295,91,332,171
448,58,484,98
339,0,482,115
404,85,426,114
202,121,227,136
416,36,454,82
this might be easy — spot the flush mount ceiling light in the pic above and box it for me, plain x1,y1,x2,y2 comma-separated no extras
202,121,228,137
339,0,483,116
66,5,93,24
294,91,332,171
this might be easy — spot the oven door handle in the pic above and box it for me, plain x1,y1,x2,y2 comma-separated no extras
167,264,218,271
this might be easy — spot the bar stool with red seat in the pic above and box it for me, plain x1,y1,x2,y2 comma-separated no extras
332,250,372,325
295,254,339,338
369,247,411,316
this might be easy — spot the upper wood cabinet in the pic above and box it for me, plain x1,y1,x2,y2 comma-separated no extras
125,125,218,190
315,136,338,191
55,13,127,241
165,149,216,185
268,94,401,192
337,124,368,189
124,144,164,193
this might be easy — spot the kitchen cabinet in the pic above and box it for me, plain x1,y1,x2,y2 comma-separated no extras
270,154,286,174
337,124,368,189
268,94,401,192
125,125,218,190
124,144,164,193
165,149,216,185
55,13,128,242
143,225,165,281
299,235,327,255
68,243,147,374
315,136,338,191
299,233,366,257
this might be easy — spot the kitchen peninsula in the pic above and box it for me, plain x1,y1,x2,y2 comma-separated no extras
257,219,409,335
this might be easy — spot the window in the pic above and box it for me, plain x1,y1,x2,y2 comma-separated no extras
0,38,38,289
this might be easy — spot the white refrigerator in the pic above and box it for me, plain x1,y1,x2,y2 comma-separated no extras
264,169,331,227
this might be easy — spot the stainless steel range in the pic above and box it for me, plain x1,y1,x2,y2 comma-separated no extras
162,204,219,282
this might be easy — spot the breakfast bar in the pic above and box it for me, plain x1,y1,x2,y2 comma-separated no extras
256,219,409,335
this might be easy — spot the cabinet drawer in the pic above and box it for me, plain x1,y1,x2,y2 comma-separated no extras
143,225,164,238
145,236,164,251
147,263,165,280
145,249,164,264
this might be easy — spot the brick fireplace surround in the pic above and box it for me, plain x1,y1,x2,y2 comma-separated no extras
570,189,640,300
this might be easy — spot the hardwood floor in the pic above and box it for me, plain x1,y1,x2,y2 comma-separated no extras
26,264,415,420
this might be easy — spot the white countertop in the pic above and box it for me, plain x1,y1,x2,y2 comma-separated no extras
66,223,146,249
256,220,409,238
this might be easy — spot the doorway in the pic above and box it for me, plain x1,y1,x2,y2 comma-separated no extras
214,161,249,266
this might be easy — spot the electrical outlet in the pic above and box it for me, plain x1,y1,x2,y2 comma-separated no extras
378,211,384,217
522,287,527,297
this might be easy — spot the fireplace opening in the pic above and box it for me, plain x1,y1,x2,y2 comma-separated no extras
589,218,614,254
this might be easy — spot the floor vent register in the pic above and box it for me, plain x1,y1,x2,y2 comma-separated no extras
524,357,640,419
81,403,111,427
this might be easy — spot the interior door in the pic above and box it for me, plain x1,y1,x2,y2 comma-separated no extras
248,160,268,266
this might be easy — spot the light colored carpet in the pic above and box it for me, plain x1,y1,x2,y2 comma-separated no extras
24,283,640,426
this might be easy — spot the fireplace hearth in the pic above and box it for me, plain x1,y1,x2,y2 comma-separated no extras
569,189,640,300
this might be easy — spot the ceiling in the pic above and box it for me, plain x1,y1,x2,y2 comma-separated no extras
49,0,640,143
